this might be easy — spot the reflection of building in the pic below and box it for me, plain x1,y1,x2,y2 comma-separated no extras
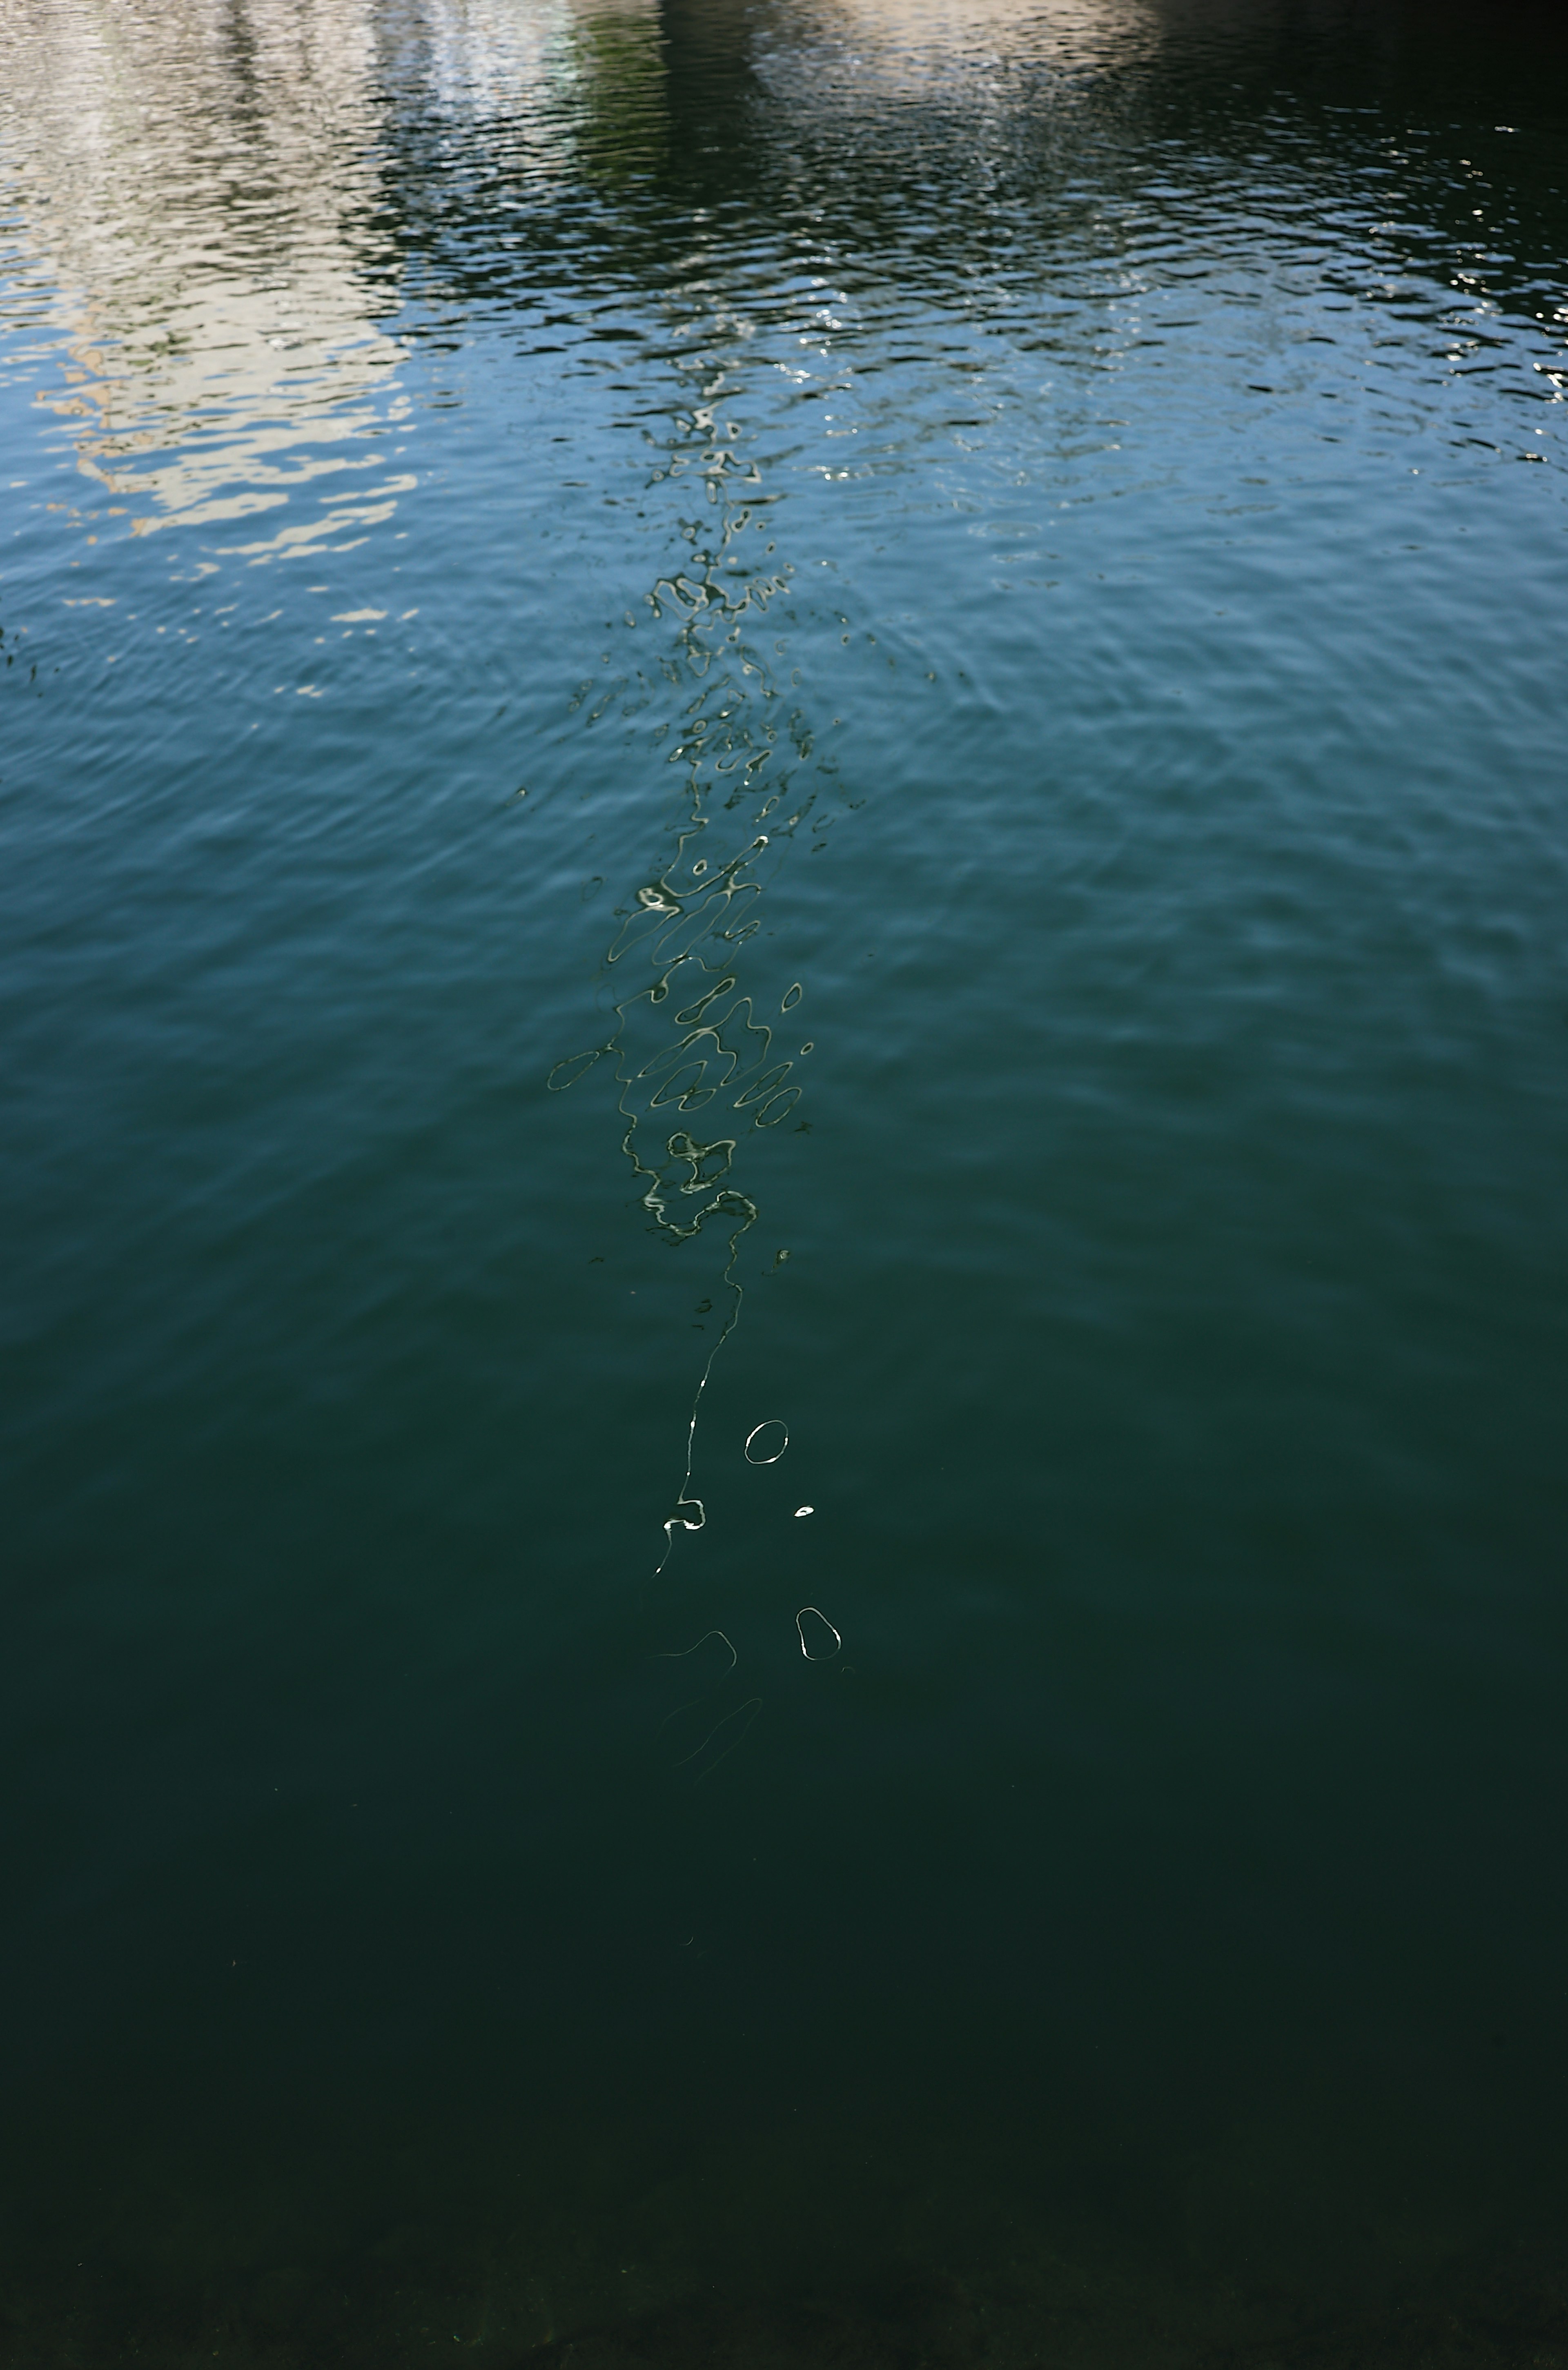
750,0,1149,98
809,0,1138,42
0,0,673,546
419,0,662,116
412,0,668,197
2,0,407,548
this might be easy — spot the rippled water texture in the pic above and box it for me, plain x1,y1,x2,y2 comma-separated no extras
3,0,1567,2361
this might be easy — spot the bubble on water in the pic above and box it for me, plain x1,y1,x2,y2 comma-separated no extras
744,1419,788,1464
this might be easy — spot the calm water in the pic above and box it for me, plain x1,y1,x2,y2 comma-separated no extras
3,0,1567,2361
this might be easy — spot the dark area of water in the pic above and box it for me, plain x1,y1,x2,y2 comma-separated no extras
2,0,1566,2360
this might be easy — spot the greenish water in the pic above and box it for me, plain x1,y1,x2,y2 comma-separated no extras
2,0,1566,2361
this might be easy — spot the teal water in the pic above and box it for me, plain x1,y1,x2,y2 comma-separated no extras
3,0,1567,2361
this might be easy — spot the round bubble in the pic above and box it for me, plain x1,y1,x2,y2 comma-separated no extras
744,1420,788,1465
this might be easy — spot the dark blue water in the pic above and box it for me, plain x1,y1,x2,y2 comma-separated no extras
3,0,1567,2360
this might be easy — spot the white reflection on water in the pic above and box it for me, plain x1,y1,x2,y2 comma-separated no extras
754,0,1153,100
0,0,678,549
0,0,406,552
415,0,661,112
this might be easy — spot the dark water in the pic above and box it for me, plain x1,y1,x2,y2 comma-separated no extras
3,0,1567,2360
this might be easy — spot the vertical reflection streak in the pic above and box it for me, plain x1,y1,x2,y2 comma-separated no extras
548,330,840,1626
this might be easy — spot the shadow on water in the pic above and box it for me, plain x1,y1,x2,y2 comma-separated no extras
4,2089,1568,2365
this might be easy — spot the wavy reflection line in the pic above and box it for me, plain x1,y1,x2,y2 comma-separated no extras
796,1607,842,1660
672,1695,763,1779
549,340,853,1590
656,1630,738,1669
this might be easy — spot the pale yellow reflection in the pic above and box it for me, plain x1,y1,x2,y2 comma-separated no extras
1,0,669,548
1,0,406,552
761,0,1154,94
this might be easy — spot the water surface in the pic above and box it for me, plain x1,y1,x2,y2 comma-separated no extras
2,0,1567,2361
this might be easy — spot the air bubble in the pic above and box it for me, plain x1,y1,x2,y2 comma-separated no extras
744,1420,788,1464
